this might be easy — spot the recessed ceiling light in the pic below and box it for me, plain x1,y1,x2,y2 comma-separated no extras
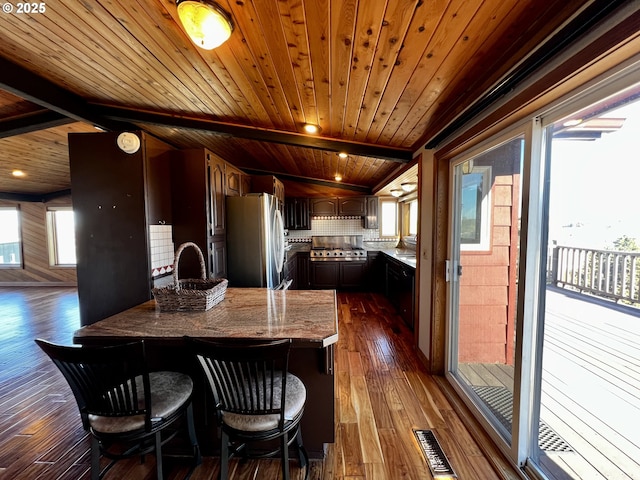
302,123,321,134
334,174,342,182
12,170,25,177
338,152,348,158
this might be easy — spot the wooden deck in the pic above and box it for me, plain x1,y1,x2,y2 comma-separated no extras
460,286,640,480
0,287,517,480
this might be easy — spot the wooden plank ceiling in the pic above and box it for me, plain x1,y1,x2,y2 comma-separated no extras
0,0,590,197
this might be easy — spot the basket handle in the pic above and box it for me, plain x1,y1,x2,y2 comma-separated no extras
172,242,207,290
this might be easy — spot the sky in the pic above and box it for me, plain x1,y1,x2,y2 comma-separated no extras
548,99,640,250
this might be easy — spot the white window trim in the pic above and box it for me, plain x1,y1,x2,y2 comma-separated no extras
379,197,398,239
459,165,492,252
46,206,76,267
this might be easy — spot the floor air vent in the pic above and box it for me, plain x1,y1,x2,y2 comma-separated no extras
413,429,457,478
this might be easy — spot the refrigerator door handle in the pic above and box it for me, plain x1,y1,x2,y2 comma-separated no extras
273,208,285,274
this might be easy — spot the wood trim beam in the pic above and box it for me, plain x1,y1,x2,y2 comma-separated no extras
0,57,135,132
0,110,73,138
0,189,71,203
424,0,632,149
92,105,414,163
242,169,371,194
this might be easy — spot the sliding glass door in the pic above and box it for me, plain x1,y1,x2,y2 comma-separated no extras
448,133,527,454
446,69,640,478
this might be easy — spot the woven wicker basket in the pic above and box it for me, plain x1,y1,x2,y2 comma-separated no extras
152,242,228,312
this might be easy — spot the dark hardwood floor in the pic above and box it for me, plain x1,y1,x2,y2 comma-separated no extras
0,287,512,479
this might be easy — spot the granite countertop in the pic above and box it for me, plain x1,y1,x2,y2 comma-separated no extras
286,241,416,268
74,288,338,348
286,243,311,253
379,248,417,269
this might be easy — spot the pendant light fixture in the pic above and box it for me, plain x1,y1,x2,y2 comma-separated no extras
176,0,234,50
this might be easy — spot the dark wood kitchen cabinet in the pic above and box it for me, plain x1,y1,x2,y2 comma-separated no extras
171,148,228,280
225,164,242,197
364,196,379,229
69,131,175,326
310,197,367,216
226,165,252,197
251,175,285,212
385,257,415,329
310,262,339,289
366,251,385,292
285,197,310,230
297,252,310,289
339,262,367,288
310,261,366,290
310,198,338,216
338,196,366,216
283,253,297,290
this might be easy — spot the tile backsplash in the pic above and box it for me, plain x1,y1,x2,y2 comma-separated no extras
149,224,174,277
287,217,389,242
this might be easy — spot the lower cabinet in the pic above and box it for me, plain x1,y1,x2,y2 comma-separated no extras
284,254,297,290
366,251,385,292
340,262,367,288
297,253,310,289
210,239,227,279
310,262,339,289
385,257,415,329
310,261,367,289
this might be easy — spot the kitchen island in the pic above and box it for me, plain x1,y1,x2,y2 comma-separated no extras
73,288,338,458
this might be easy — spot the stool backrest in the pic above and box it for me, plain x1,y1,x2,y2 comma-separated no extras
35,339,152,431
187,338,292,425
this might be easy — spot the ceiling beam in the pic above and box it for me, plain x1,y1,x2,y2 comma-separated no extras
0,189,71,202
92,105,414,163
0,57,136,132
243,169,371,194
0,110,73,138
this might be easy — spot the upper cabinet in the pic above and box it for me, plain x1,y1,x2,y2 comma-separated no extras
310,197,368,216
285,197,310,230
225,165,242,197
250,175,285,212
364,196,379,229
338,197,366,216
171,148,231,279
225,165,252,197
310,198,338,216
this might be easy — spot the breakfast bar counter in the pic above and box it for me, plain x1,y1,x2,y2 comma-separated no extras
73,288,338,458
73,288,338,348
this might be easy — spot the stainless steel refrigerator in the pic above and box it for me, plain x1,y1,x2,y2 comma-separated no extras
226,193,286,288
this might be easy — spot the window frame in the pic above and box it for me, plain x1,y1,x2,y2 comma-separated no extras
46,206,77,267
0,206,23,268
379,197,399,239
459,165,492,252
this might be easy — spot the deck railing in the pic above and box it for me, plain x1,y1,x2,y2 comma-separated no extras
549,245,640,306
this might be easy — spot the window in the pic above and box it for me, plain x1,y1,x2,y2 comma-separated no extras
379,199,398,237
408,199,418,236
47,207,77,265
0,207,22,266
459,165,492,251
